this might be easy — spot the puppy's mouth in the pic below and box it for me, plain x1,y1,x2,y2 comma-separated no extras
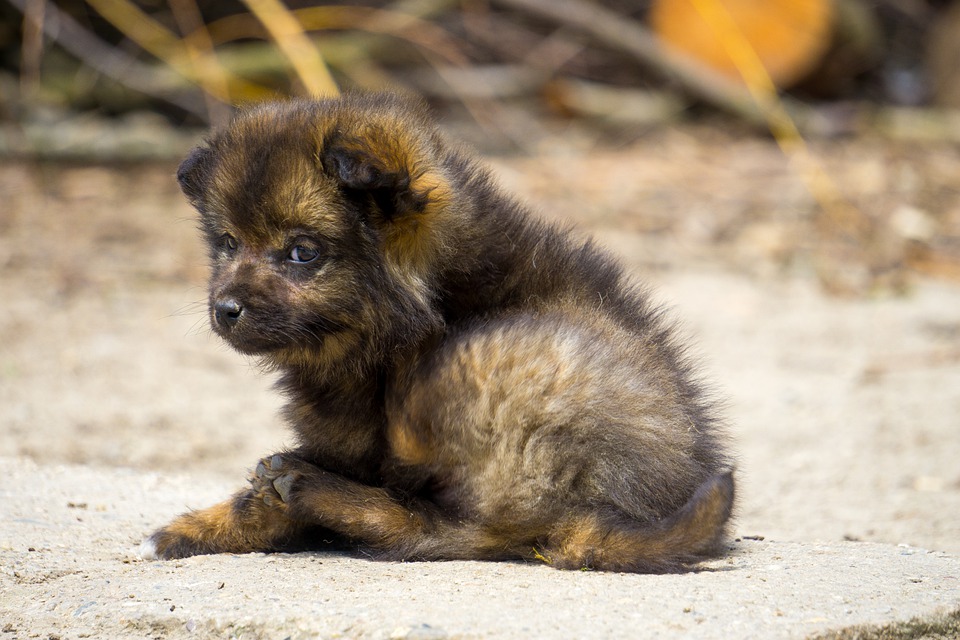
209,298,341,355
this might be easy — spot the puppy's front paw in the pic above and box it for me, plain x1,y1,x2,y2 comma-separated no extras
250,454,303,509
138,484,304,560
138,533,161,561
138,520,218,560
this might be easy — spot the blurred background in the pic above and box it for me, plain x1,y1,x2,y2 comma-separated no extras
1,0,959,555
2,0,960,293
4,0,960,144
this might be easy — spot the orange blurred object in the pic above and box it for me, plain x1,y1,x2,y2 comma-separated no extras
650,0,835,89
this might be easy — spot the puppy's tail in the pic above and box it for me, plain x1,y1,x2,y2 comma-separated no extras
543,470,735,573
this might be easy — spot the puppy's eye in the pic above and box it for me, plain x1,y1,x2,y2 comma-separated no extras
288,244,320,264
218,234,238,253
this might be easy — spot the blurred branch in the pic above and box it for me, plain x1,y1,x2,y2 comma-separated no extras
18,0,45,95
239,0,339,97
492,0,783,127
6,0,209,118
546,78,687,125
875,106,960,143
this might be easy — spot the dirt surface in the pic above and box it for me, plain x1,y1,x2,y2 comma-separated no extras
4,456,959,639
1,127,959,638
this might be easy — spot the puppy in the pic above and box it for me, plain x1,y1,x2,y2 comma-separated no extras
141,93,735,572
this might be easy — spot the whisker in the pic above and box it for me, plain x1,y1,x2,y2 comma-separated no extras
167,299,209,318
185,316,212,338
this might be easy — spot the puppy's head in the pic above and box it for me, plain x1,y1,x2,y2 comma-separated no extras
177,93,458,368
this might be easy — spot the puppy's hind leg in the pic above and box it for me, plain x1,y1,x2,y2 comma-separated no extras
540,471,735,573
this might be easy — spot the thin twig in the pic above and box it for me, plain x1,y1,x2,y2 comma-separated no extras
84,0,270,104
168,0,233,125
689,0,871,238
18,0,46,96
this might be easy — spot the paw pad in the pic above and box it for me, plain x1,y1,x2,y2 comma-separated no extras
251,454,298,507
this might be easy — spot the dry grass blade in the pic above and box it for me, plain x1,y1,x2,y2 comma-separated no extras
168,0,232,124
239,0,339,97
205,5,467,66
493,0,770,126
203,3,509,146
688,0,874,291
84,0,270,104
84,0,177,67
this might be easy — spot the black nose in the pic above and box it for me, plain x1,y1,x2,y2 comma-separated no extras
213,298,243,328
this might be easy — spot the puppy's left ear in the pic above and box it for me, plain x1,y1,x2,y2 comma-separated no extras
177,145,215,207
321,135,446,220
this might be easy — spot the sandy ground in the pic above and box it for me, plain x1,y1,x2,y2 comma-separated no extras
1,129,959,638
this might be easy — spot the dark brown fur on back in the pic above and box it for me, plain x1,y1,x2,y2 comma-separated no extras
142,93,735,572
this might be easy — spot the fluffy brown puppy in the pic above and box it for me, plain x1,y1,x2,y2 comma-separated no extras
140,93,735,572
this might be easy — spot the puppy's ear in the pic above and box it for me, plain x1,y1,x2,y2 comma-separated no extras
321,135,443,220
324,143,406,193
177,145,215,206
